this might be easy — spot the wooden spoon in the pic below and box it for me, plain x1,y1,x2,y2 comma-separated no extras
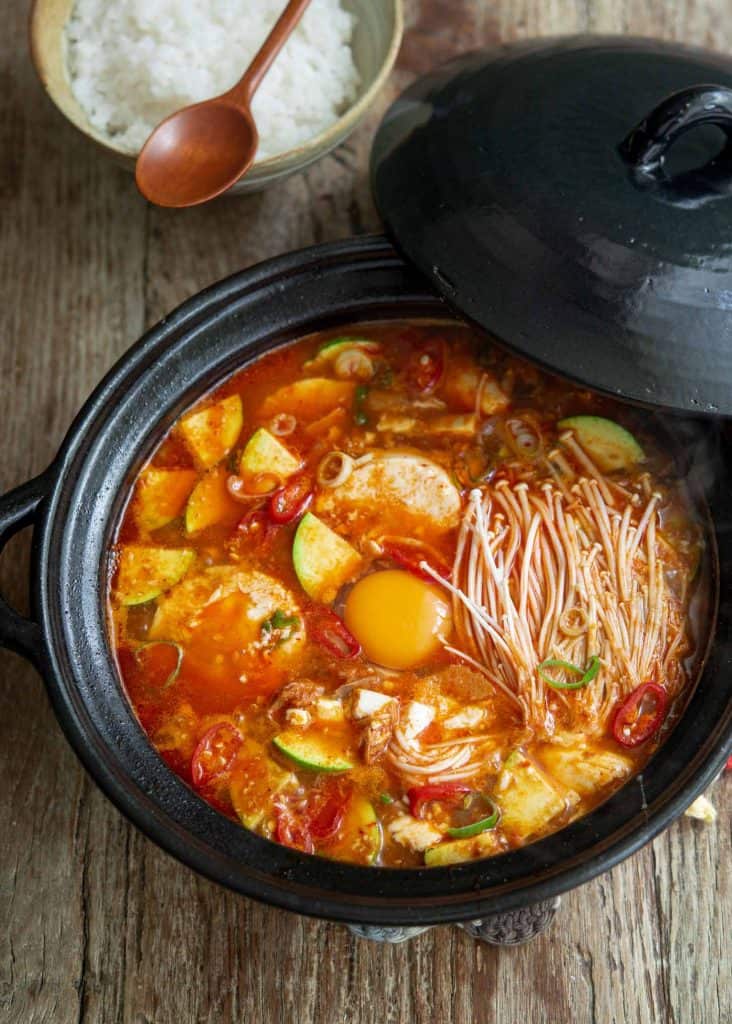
136,0,313,208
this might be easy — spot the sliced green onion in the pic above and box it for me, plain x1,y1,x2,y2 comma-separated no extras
379,792,394,804
537,655,601,690
135,641,183,690
446,800,500,838
354,385,369,426
261,609,300,646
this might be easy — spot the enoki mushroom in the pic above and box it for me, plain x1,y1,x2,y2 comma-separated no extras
422,470,690,736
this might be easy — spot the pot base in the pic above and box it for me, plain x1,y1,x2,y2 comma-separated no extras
345,897,561,945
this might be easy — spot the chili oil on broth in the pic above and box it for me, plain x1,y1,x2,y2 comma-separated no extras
108,320,708,868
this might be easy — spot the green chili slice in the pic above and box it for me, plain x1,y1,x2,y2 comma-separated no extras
446,799,500,839
537,655,601,690
135,641,184,690
379,792,394,805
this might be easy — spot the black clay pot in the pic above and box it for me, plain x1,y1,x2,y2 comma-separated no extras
2,237,731,928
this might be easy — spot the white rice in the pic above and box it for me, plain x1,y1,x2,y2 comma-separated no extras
65,0,360,159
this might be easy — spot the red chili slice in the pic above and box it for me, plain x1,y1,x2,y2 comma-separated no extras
236,505,279,544
308,790,349,841
611,682,668,748
275,807,315,854
269,474,313,524
726,755,732,772
307,607,361,659
381,541,451,583
406,340,444,394
408,782,471,819
191,723,243,788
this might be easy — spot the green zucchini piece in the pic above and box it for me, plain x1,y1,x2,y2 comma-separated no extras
497,750,577,840
558,415,644,472
115,545,195,606
292,511,362,601
327,794,382,864
230,741,297,830
179,394,243,469
259,379,356,421
184,466,241,534
424,828,503,866
239,427,302,479
272,731,353,773
133,467,197,532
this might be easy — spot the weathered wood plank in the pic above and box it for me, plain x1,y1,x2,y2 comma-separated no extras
653,783,732,1024
1,0,730,1022
0,4,147,1024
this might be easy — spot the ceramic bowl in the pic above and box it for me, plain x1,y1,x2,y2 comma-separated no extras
29,0,403,193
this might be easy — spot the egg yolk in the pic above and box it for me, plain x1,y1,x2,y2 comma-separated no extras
344,569,452,670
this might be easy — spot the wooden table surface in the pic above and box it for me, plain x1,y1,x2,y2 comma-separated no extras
1,1,730,1022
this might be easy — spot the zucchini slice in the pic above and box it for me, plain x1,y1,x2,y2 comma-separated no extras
179,394,243,469
424,828,503,867
239,427,302,480
328,795,382,865
184,465,241,534
292,512,362,601
229,741,298,831
558,415,644,472
133,467,198,532
115,545,195,606
272,731,353,773
259,378,356,421
497,750,578,840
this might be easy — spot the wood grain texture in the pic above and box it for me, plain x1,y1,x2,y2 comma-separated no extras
1,1,730,1022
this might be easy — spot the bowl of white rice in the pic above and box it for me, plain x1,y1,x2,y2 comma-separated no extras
30,0,403,194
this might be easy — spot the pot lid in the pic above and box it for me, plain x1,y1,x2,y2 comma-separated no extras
371,35,732,416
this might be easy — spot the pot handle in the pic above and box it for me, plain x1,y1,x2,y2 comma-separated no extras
0,472,50,664
619,85,732,207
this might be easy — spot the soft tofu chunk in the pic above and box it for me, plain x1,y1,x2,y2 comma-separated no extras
496,750,578,840
401,701,435,740
388,814,443,852
376,413,418,434
374,413,478,438
442,364,509,416
314,698,346,722
540,743,632,798
150,566,305,661
315,452,461,533
427,413,478,436
444,706,486,730
284,707,311,728
352,689,396,719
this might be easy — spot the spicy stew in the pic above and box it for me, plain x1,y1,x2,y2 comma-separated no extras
109,322,705,867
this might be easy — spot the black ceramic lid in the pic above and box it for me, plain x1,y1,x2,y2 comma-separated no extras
371,35,732,416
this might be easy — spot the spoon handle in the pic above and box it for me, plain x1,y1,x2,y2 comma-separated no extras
225,0,313,106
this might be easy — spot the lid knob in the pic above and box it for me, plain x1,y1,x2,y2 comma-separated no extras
619,85,732,207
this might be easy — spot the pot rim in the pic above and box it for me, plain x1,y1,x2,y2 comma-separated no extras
11,235,732,925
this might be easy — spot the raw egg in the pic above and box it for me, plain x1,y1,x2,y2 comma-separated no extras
344,569,452,670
